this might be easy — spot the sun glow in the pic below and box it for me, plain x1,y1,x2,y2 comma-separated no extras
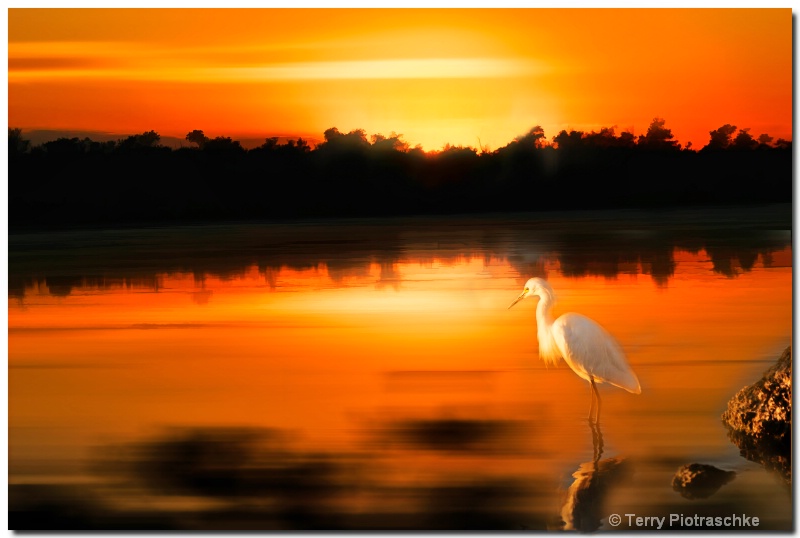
7,8,792,151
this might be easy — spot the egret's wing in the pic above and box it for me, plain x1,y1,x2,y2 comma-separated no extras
552,313,641,394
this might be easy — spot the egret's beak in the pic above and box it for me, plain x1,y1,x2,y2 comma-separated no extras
508,292,526,310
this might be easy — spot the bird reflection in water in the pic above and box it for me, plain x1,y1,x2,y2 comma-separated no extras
560,422,632,532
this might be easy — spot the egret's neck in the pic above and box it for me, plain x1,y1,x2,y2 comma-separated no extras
535,291,560,366
535,291,556,330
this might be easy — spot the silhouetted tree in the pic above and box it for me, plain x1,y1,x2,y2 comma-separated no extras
275,137,312,155
42,137,85,156
203,136,244,153
261,137,280,150
318,128,370,151
549,127,636,150
637,117,680,150
774,138,791,150
371,132,409,152
618,130,636,148
118,130,162,150
705,124,737,150
186,129,209,149
8,128,30,155
552,129,585,149
513,126,547,149
732,128,757,151
583,127,623,148
757,133,774,148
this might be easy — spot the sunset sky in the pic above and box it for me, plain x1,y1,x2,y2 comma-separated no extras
7,8,792,151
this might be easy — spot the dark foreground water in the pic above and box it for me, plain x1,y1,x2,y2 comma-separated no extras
8,204,792,530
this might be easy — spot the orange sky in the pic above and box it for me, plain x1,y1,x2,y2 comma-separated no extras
7,8,792,151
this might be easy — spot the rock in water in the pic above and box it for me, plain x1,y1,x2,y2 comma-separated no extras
721,346,792,483
672,463,736,500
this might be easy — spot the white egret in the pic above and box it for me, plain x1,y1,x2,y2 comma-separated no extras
508,278,640,422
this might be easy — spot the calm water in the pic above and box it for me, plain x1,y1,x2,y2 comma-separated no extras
8,205,792,530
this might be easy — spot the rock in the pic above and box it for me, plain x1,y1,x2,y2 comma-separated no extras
721,346,792,483
671,463,736,500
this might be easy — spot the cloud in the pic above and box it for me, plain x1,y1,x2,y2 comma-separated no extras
8,40,544,83
214,58,543,81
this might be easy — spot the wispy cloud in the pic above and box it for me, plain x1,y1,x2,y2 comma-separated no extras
212,58,543,81
9,40,142,58
9,40,544,82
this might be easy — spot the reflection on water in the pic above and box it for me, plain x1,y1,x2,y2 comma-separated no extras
562,422,633,532
8,204,792,300
12,425,549,530
8,205,793,530
672,463,736,500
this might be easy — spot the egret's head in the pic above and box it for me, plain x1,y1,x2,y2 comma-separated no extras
508,277,551,309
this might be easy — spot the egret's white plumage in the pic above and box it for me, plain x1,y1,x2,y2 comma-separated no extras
509,277,640,420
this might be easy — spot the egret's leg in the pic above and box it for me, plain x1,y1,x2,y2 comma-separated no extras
590,377,602,424
589,377,597,422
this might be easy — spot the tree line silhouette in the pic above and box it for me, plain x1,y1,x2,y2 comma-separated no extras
8,118,791,228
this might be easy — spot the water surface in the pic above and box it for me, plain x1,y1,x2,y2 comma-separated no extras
9,205,792,530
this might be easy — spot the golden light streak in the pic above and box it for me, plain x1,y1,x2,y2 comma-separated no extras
9,58,544,82
217,58,544,81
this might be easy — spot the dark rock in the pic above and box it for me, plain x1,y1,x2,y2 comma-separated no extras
721,346,792,483
671,463,736,500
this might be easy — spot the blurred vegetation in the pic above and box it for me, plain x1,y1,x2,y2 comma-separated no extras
8,118,791,229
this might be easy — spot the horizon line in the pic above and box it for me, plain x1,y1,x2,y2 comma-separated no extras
11,123,793,153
